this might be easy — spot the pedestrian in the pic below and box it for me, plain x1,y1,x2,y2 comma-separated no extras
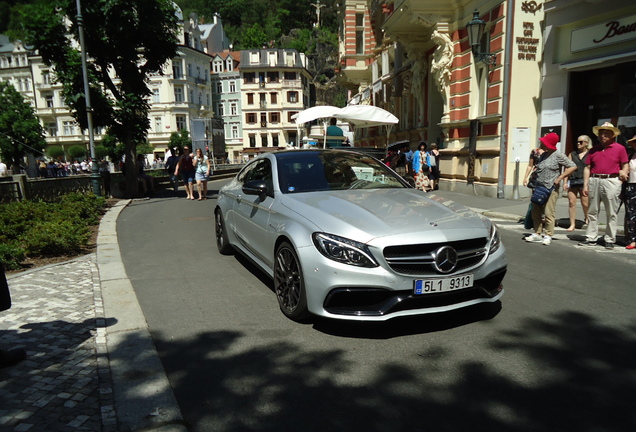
175,146,195,200
193,147,211,200
564,135,592,231
578,122,629,249
525,132,577,246
137,154,154,195
623,135,636,250
164,148,180,193
0,159,7,177
412,142,431,192
403,144,414,176
99,159,111,198
522,145,545,230
428,143,440,190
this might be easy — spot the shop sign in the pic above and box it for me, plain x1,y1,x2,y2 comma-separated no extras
517,22,540,61
571,14,636,52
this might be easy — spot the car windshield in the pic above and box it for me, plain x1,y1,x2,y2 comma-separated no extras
276,150,407,194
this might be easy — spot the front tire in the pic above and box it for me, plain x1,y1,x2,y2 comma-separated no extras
274,241,310,321
215,209,233,255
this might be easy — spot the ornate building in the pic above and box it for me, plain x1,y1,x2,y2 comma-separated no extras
338,0,547,198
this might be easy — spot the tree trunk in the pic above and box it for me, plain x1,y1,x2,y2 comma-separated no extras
123,139,139,198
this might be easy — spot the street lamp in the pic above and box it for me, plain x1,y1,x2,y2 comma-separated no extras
76,0,101,196
466,10,496,66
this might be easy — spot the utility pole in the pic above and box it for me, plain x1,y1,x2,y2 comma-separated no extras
76,0,101,197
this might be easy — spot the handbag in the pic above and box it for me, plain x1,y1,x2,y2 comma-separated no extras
569,177,584,187
527,171,538,189
530,185,554,205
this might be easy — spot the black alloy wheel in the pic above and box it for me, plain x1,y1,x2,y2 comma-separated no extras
215,209,233,255
274,241,310,321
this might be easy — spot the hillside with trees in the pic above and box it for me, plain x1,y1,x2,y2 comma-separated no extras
175,0,345,106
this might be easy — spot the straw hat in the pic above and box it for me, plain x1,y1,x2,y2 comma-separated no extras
592,122,621,136
539,132,559,150
628,135,636,144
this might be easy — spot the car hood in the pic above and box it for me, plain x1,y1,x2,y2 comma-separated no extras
280,189,490,244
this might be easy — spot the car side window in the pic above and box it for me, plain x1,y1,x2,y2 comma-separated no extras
244,159,273,197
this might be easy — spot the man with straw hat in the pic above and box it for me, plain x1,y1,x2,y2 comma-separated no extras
578,122,629,249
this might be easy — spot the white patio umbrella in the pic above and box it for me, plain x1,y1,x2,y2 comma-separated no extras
292,105,342,148
332,105,399,127
292,105,341,124
332,105,399,147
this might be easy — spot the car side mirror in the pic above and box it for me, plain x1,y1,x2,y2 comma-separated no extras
242,180,268,199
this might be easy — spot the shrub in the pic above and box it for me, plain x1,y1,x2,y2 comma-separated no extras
0,241,26,271
0,192,106,270
47,146,65,160
68,145,87,160
24,220,90,256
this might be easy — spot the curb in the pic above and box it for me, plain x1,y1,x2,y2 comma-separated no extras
97,200,187,432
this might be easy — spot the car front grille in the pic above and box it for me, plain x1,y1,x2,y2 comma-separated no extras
323,267,506,317
383,237,489,275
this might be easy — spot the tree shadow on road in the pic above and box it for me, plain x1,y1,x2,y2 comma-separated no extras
141,310,636,432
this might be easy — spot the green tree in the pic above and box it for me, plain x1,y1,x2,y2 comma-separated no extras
47,146,65,160
0,81,47,171
94,145,109,160
16,0,179,197
136,142,154,156
68,145,86,161
241,23,268,49
168,129,190,154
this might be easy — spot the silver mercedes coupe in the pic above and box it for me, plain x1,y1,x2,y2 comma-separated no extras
215,149,507,322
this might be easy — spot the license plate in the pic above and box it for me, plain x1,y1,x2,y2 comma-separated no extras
414,274,474,295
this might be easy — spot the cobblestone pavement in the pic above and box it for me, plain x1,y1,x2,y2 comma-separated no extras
0,256,117,432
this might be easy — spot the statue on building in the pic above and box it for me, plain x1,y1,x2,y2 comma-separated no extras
410,57,428,119
431,30,453,123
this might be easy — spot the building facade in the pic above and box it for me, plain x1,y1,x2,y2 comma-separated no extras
338,0,548,198
542,0,636,152
238,49,313,158
210,51,243,162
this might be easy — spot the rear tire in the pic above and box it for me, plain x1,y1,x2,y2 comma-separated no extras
215,209,233,255
274,241,310,322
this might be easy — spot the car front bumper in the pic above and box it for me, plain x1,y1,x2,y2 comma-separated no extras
298,243,507,321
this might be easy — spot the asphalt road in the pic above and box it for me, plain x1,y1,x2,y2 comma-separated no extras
118,179,636,432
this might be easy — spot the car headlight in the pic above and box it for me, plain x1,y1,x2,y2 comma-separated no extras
312,233,379,268
489,222,501,254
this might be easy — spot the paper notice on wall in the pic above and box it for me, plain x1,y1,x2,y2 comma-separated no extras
511,127,531,163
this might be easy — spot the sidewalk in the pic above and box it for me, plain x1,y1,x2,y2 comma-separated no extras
0,190,625,432
0,199,186,432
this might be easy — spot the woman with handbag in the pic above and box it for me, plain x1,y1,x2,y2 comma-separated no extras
525,132,577,246
564,135,592,231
